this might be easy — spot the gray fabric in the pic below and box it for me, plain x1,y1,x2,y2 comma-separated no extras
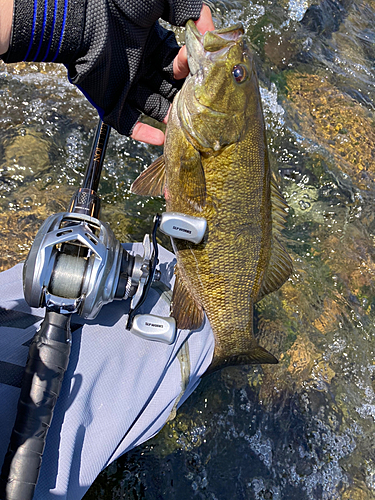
0,243,214,500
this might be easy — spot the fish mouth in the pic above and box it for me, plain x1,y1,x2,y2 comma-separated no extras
185,20,244,75
180,21,247,150
185,20,244,51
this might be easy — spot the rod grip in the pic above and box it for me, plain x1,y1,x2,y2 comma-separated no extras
0,311,72,500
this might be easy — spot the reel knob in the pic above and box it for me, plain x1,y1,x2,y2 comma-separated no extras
159,212,207,244
130,314,176,344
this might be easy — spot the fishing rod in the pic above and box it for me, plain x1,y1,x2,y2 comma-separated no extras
0,119,111,500
0,118,207,500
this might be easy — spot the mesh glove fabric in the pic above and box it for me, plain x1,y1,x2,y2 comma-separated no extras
2,0,203,135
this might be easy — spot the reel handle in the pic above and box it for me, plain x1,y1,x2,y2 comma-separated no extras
0,312,72,500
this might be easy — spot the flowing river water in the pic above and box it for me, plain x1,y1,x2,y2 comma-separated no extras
1,0,375,498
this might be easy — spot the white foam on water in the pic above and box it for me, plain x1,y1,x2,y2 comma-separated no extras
260,83,285,130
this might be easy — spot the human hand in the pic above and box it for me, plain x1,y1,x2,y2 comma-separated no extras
0,0,14,54
2,0,214,144
131,4,215,145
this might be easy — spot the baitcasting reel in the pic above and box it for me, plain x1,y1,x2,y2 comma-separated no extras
23,122,207,344
23,208,206,343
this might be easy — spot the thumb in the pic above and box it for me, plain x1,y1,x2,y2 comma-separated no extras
173,45,188,80
131,122,165,145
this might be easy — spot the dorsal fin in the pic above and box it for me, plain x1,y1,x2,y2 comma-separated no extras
270,179,289,236
257,237,292,301
171,268,204,330
256,180,292,301
130,156,166,197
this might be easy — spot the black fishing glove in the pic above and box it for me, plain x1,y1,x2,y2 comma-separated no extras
2,0,202,135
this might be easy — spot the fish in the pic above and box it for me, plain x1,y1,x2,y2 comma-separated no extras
131,20,293,373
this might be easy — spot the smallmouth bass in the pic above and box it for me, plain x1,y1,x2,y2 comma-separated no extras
131,20,292,373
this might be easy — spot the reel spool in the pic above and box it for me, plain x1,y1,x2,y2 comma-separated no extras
23,211,124,319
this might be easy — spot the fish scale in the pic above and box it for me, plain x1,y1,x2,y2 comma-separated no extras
131,20,292,373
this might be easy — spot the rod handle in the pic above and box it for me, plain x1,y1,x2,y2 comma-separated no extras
0,311,72,500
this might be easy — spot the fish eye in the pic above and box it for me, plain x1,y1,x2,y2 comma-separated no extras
232,64,248,84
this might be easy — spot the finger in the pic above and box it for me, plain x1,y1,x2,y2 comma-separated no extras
173,5,215,80
162,105,171,124
131,101,171,145
195,4,215,34
131,122,165,145
173,45,188,80
139,71,182,101
128,83,171,122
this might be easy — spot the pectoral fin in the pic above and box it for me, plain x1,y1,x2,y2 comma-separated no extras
130,156,166,197
171,269,204,330
179,147,206,210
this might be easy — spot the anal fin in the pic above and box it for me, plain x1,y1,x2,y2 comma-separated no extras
171,269,204,330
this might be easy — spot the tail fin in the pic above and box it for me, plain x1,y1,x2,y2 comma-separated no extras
205,345,278,376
